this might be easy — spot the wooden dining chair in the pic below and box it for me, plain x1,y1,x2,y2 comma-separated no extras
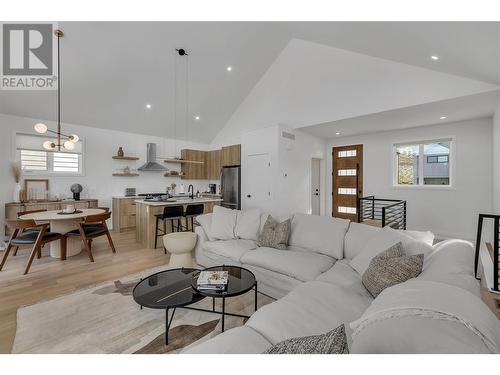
66,212,116,262
1,219,66,275
14,209,47,256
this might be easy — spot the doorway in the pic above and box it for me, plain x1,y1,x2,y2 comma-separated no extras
245,153,272,210
311,158,321,215
332,144,363,221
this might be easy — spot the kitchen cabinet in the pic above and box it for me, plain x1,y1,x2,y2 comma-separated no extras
112,197,137,232
221,144,241,166
206,149,222,180
181,149,207,179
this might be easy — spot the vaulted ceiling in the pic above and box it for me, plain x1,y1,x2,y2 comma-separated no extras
1,22,499,143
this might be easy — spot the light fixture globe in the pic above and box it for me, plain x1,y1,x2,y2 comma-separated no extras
34,123,48,134
43,140,55,150
68,134,79,142
64,140,75,150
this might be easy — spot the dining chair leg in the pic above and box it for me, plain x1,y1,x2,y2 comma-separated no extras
171,220,174,233
105,230,116,253
37,246,41,259
88,239,92,251
82,238,94,262
24,244,40,275
0,243,14,271
60,236,67,261
13,246,19,256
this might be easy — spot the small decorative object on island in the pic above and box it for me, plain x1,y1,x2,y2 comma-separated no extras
170,183,177,195
70,183,83,200
117,146,124,157
10,161,21,203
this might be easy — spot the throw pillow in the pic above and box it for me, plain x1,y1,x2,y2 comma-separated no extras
263,324,349,354
195,213,215,241
257,216,291,250
210,206,238,240
350,226,429,275
362,243,424,298
235,209,261,241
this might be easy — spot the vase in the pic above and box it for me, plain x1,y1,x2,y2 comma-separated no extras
13,182,21,203
117,147,124,157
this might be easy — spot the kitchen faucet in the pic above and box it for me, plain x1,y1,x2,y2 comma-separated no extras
188,184,194,199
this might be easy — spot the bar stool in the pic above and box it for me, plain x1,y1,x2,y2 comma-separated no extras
155,205,184,248
183,204,205,232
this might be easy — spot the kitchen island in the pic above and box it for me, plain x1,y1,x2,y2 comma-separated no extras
135,197,222,249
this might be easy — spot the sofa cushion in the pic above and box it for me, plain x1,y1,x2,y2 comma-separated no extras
240,247,335,282
235,209,262,241
195,213,215,241
210,206,237,240
263,324,349,354
350,226,431,275
257,216,291,250
344,222,381,259
403,230,435,246
246,281,372,345
202,239,258,262
182,326,272,354
288,213,350,258
315,260,372,299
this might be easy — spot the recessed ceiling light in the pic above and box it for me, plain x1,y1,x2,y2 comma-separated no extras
146,104,151,109
195,116,200,120
430,55,439,61
335,132,341,135
440,116,447,120
226,66,232,72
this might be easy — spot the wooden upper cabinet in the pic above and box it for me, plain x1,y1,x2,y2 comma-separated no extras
221,144,241,166
181,149,207,179
206,149,222,180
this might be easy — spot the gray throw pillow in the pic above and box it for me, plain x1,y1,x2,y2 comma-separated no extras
362,242,424,298
263,324,349,354
257,216,291,250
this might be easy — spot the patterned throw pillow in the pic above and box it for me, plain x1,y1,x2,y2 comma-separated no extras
362,242,424,298
263,324,349,354
257,216,291,250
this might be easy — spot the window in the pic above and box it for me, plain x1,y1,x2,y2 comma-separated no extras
394,139,451,186
338,206,356,214
16,133,83,175
338,169,357,176
338,150,357,158
338,187,357,195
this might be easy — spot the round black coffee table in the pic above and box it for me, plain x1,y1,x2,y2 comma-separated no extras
191,265,258,332
133,266,258,345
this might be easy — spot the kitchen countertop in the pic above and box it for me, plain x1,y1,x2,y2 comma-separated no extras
134,197,223,206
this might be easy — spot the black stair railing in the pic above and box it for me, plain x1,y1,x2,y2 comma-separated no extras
358,196,407,230
475,213,500,292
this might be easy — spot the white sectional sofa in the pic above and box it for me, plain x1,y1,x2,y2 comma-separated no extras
186,209,500,354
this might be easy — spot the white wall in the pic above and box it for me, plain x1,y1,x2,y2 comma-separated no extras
241,125,326,219
326,118,493,240
493,100,500,214
0,113,218,232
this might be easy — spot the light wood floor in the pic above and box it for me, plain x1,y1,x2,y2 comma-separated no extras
0,230,170,353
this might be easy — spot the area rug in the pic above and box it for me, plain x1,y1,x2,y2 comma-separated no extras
12,265,274,354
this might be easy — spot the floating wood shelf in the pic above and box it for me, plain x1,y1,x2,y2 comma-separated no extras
163,159,204,165
164,172,185,177
112,156,140,160
112,172,140,177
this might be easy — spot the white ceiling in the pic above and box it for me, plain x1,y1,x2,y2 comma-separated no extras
1,22,499,143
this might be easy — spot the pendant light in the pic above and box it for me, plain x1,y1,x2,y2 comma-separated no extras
34,29,79,151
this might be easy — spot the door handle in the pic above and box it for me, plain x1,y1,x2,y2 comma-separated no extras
247,194,251,198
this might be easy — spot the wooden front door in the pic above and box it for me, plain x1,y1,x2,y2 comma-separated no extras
332,144,363,221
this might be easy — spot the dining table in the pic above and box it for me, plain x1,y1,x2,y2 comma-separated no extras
20,208,105,258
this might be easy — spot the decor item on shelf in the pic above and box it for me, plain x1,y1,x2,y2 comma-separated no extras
33,29,79,151
125,188,136,197
117,147,124,157
124,166,131,174
70,183,83,201
11,161,21,203
24,179,49,201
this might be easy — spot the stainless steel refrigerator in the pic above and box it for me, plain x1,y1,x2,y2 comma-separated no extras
220,166,241,210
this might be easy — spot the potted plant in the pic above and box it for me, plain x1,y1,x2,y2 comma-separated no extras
11,161,22,203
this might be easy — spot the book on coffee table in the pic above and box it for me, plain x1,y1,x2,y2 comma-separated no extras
197,270,228,290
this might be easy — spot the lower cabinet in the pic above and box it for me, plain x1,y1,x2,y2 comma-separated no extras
112,197,137,232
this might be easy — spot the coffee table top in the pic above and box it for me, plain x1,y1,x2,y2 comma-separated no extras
133,268,205,309
192,265,256,298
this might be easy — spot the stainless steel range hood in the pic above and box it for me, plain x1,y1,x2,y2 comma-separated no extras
138,143,166,171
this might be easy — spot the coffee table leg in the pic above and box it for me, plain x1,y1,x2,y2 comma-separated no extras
221,296,225,332
254,281,258,312
165,307,176,345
